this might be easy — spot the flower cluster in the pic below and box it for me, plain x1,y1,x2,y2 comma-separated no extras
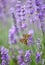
0,47,9,65
0,0,45,65
36,52,41,63
8,0,45,44
8,25,17,44
17,50,31,65
16,49,42,65
15,0,21,22
26,0,34,14
15,1,27,32
35,0,45,34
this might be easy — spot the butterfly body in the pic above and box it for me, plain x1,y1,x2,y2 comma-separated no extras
19,34,32,45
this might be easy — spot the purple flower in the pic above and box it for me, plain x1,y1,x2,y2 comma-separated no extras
18,50,24,55
35,0,42,6
10,7,14,14
27,35,34,46
1,0,7,8
21,23,27,29
42,4,45,13
25,50,31,62
28,29,34,35
17,55,24,64
10,7,19,36
17,50,32,65
37,6,41,13
15,2,26,32
36,52,41,63
20,5,26,21
26,0,34,14
15,0,21,22
20,62,26,65
8,26,17,44
0,47,9,65
38,12,44,20
35,0,43,14
35,0,45,34
38,10,45,34
16,5,26,22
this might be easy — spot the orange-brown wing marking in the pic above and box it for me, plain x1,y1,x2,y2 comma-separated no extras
20,38,27,45
23,34,31,39
19,34,32,45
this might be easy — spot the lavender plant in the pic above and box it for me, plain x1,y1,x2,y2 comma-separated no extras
0,0,45,65
0,47,9,65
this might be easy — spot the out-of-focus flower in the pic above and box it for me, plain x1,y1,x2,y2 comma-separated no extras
26,0,34,14
28,29,34,35
27,35,34,46
17,55,24,65
18,50,24,55
20,62,26,65
0,47,9,65
17,50,32,65
21,23,27,29
38,12,44,20
15,0,21,22
36,52,41,63
35,0,42,14
36,6,41,13
1,0,8,14
35,0,45,34
16,1,26,22
25,50,31,62
15,1,26,33
20,5,26,21
42,4,45,14
35,0,42,6
8,25,17,44
10,7,14,14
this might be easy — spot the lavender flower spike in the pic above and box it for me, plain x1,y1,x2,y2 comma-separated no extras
25,50,31,62
0,47,9,65
36,52,41,63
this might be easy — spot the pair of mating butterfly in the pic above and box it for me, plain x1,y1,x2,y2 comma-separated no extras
19,34,32,45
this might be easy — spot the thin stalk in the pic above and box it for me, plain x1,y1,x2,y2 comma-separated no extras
12,12,20,37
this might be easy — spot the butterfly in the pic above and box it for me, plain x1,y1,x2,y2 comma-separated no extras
23,34,31,40
20,38,27,45
19,34,32,45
